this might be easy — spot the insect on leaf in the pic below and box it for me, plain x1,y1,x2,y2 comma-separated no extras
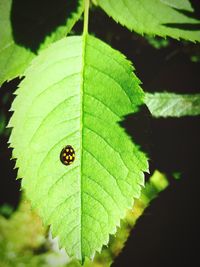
9,35,148,261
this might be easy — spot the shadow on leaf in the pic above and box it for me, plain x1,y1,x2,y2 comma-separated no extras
119,105,152,160
164,23,200,31
11,0,79,52
120,105,200,177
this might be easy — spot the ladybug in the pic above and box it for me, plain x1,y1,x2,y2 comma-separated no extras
60,145,75,166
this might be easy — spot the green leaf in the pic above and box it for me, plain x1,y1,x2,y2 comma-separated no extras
95,0,200,42
9,35,148,261
160,0,193,12
0,0,84,86
0,0,34,86
145,92,200,117
0,171,168,267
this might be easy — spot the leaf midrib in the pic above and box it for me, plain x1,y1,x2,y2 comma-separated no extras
80,31,88,260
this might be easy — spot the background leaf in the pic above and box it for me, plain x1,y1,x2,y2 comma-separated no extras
0,0,83,86
145,92,200,117
9,35,148,261
160,0,193,12
95,0,200,41
0,170,168,267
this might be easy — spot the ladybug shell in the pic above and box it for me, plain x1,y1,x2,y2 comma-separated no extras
60,145,75,165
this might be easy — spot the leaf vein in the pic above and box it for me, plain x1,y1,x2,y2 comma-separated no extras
84,148,127,203
28,94,79,146
86,64,132,106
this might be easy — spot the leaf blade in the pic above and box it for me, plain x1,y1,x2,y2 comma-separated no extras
145,92,200,117
0,0,84,85
9,35,148,260
160,0,193,12
95,0,200,42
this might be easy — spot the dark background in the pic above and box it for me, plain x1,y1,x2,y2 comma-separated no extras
0,1,200,266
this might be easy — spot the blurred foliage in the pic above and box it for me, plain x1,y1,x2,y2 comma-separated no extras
190,55,200,63
172,172,181,180
0,204,14,218
145,36,169,49
0,113,6,135
0,199,47,266
0,93,9,136
0,171,169,267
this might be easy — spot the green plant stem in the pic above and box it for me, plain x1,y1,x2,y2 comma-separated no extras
83,0,90,35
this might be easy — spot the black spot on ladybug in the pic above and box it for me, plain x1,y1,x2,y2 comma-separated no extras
60,145,75,166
